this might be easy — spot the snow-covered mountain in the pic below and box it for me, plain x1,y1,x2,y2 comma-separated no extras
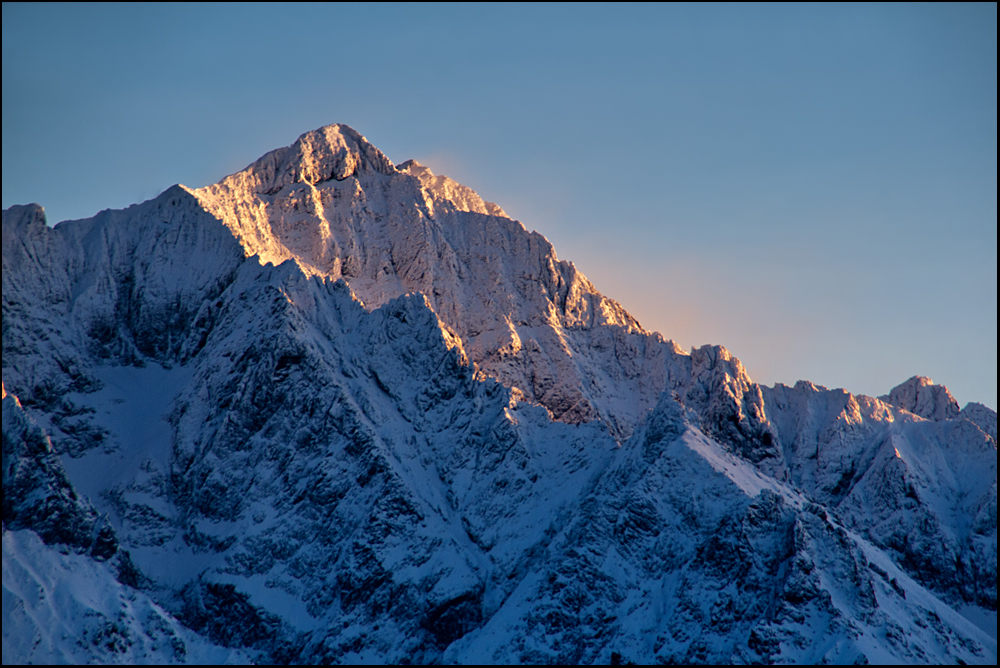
3,124,996,663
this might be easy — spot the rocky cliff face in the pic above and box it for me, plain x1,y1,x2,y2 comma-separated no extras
3,388,117,562
3,124,996,664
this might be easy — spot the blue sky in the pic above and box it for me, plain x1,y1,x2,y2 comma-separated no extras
3,3,996,409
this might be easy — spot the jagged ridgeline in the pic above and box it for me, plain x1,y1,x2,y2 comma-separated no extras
2,124,996,664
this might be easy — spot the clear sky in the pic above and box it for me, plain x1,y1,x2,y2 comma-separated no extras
3,3,996,410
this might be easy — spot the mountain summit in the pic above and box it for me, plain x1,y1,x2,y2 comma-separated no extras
3,124,996,664
191,124,653,430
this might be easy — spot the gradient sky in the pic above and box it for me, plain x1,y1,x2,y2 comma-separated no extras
3,3,996,409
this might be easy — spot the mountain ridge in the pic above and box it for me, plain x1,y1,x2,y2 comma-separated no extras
3,123,996,663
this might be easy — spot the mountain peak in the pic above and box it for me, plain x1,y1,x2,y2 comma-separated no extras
223,123,396,197
1,203,47,231
882,375,961,421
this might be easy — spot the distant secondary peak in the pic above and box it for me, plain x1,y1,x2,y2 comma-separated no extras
882,375,960,421
1,203,48,230
394,158,424,171
396,159,507,218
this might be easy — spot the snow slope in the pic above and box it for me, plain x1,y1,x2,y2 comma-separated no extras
3,529,248,665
